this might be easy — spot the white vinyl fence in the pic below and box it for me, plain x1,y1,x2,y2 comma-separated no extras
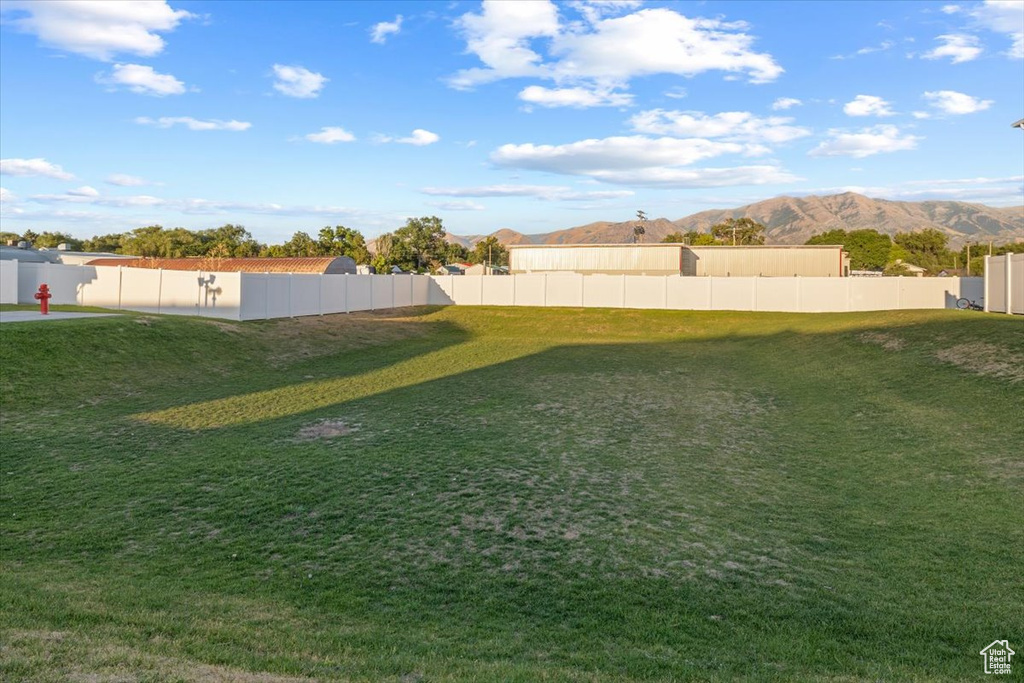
428,273,984,313
984,253,1023,315
1,259,987,320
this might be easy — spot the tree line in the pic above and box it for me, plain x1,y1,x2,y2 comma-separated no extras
1,216,510,274
661,219,1023,276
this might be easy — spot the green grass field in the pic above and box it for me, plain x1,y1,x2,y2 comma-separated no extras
1,306,1022,681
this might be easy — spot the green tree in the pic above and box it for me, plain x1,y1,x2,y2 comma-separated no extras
893,229,952,273
371,232,415,272
270,231,323,257
806,228,893,270
82,233,124,253
31,231,80,249
444,241,470,264
662,230,720,245
393,216,447,272
0,231,22,246
200,224,262,257
467,236,508,266
316,226,371,263
710,218,766,245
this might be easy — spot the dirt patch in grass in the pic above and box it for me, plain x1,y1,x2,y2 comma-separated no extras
859,331,905,351
292,419,359,441
934,342,1024,383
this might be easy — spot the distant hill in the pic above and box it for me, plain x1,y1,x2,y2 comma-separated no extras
450,192,1024,247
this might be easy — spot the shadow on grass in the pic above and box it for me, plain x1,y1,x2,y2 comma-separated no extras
4,309,1022,680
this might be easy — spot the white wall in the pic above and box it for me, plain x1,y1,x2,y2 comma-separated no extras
984,254,1023,315
1,259,19,304
428,274,984,313
3,262,988,319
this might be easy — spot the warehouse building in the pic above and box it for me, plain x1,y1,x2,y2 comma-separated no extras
509,244,850,277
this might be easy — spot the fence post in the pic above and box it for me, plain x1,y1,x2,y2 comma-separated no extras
621,274,626,308
370,275,374,311
118,266,124,311
288,273,294,318
544,273,548,307
265,272,270,319
1006,255,1013,315
392,274,396,310
896,276,902,310
409,273,414,307
581,274,587,308
512,273,517,306
752,276,758,312
157,268,163,315
319,273,324,316
983,257,990,312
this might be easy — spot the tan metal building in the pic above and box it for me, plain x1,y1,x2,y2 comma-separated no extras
509,244,850,277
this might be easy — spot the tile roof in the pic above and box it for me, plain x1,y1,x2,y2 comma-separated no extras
83,257,352,274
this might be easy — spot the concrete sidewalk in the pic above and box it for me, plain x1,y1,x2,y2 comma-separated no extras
0,311,119,323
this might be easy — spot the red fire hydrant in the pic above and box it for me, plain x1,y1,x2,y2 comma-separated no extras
34,283,52,315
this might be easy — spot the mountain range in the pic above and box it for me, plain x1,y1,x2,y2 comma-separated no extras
446,192,1024,248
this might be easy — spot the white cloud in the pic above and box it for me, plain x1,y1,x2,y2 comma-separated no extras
67,186,100,197
97,63,186,96
489,135,800,188
449,2,782,92
1,0,193,61
426,200,485,211
271,64,328,98
421,184,635,201
0,157,75,180
582,165,800,188
370,15,402,44
0,187,15,203
912,111,932,119
377,129,440,146
942,5,964,14
106,173,153,186
971,0,1024,58
629,109,811,144
771,97,802,111
922,89,994,114
843,95,895,117
664,86,688,99
492,136,747,174
135,116,251,131
922,34,983,62
305,127,356,144
809,125,921,158
518,85,633,108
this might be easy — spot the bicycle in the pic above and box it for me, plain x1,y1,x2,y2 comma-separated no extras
956,297,984,311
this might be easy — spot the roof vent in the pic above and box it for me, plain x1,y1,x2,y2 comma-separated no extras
57,242,71,251
16,241,30,249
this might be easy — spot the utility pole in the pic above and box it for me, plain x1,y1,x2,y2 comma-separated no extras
634,210,647,244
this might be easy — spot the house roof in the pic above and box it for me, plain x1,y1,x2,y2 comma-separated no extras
83,256,355,274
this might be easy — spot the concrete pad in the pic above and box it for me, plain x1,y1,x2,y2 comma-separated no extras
0,311,119,323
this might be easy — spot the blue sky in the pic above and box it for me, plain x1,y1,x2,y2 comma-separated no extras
1,0,1022,243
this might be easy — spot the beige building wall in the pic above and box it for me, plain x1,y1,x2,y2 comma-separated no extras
511,244,849,277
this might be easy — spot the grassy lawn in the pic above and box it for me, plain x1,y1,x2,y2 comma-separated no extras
1,306,1021,681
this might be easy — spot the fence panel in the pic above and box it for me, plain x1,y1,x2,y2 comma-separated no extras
799,278,848,312
512,274,546,307
412,274,431,305
545,274,584,307
119,268,164,314
0,260,17,304
666,277,710,310
1013,255,1024,315
371,275,394,310
345,275,372,311
17,261,85,305
583,274,625,308
451,276,483,305
754,277,802,312
392,275,414,308
710,277,756,311
481,276,515,306
624,275,666,309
